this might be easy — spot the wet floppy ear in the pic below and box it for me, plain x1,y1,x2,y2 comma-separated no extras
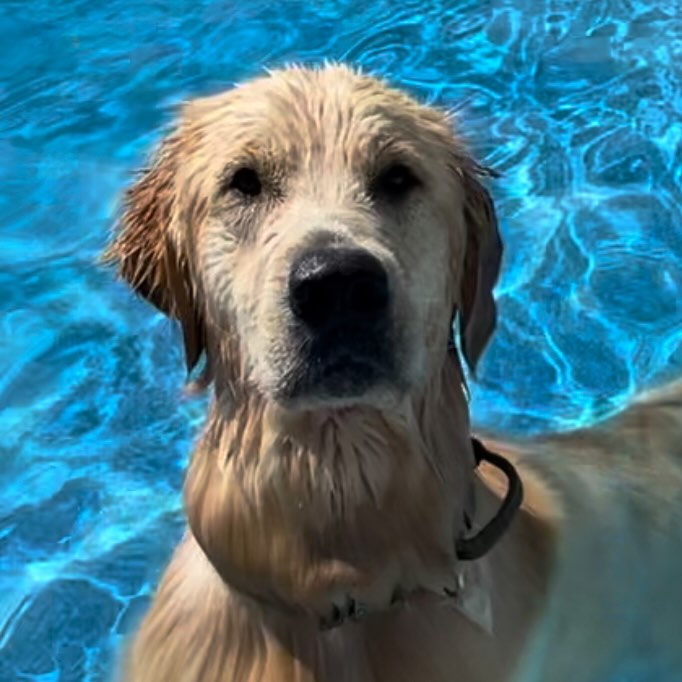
101,134,205,375
454,160,503,376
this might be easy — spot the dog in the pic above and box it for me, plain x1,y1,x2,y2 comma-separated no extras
103,64,682,682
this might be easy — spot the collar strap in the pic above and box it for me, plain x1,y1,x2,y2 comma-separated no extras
455,437,524,561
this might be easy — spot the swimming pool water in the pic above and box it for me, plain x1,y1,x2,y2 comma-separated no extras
1,0,681,679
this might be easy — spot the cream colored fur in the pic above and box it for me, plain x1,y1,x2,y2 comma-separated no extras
104,64,682,682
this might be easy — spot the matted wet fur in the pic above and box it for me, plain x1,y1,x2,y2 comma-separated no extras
103,64,682,681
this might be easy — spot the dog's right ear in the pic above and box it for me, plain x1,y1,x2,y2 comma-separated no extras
102,134,205,374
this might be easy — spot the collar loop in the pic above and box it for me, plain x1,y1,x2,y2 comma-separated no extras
455,438,524,561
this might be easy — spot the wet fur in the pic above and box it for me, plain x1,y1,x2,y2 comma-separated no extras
104,65,682,681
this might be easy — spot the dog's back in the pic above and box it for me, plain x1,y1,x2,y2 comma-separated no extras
491,378,682,681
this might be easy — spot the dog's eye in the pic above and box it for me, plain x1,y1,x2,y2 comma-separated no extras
229,167,262,197
372,164,420,199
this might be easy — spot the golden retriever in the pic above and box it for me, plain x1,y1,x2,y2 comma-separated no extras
103,64,682,682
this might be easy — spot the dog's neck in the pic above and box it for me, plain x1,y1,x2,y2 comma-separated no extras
184,350,479,624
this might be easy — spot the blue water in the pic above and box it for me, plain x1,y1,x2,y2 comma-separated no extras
1,0,681,679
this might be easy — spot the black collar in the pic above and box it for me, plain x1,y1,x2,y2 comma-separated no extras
455,437,524,561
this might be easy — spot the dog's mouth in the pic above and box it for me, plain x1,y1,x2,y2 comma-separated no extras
274,323,396,405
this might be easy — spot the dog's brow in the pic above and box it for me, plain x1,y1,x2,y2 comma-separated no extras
217,145,286,180
367,138,424,174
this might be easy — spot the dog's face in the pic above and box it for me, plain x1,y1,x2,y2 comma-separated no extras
104,65,502,411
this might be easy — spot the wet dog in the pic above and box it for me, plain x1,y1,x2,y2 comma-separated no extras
104,64,682,681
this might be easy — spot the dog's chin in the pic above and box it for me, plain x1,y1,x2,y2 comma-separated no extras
270,353,403,413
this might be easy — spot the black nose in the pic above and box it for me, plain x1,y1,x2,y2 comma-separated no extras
288,248,390,329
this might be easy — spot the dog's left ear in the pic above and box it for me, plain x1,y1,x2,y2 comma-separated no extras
455,161,503,375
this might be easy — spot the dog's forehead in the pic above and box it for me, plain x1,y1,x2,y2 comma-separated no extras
182,66,454,166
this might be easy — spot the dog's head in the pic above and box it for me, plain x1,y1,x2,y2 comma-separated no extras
104,65,502,412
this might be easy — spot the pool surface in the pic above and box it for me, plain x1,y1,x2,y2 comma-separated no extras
1,0,681,680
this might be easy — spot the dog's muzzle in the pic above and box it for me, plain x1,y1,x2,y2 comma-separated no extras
284,246,394,399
